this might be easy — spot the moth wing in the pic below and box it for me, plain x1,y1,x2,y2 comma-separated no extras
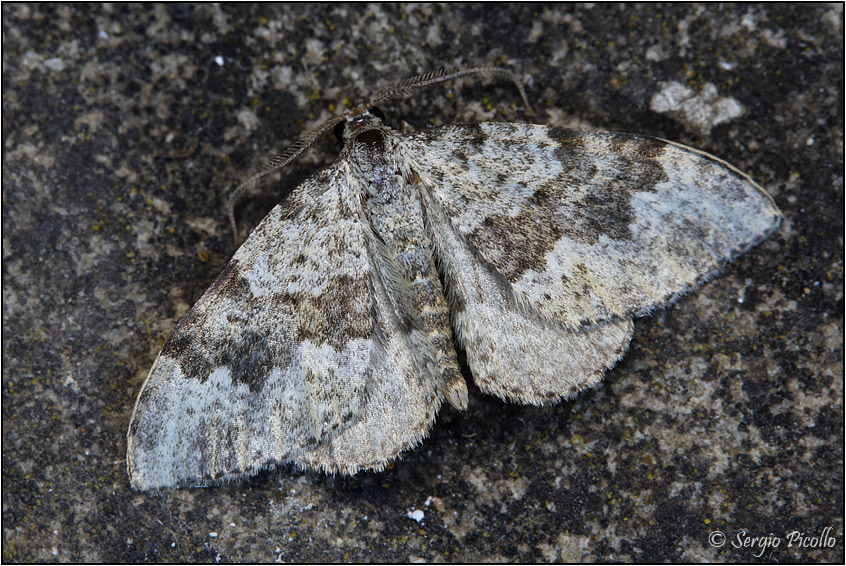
407,123,782,329
408,123,780,403
296,242,446,473
422,187,635,404
127,164,375,489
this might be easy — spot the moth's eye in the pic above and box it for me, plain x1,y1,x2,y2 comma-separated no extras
370,106,386,122
334,120,347,144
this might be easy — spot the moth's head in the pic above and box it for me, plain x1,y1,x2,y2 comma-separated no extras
334,106,387,144
336,106,395,170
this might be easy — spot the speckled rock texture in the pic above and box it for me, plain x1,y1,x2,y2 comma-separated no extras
2,3,842,562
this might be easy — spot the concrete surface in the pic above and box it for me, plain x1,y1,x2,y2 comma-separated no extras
2,3,842,562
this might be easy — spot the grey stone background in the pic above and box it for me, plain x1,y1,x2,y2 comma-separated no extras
2,3,842,562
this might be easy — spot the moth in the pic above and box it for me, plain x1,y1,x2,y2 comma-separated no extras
127,68,782,489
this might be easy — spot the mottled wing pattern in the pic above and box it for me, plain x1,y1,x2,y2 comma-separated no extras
297,241,445,473
405,123,780,403
406,123,782,329
127,164,375,489
423,187,635,404
297,138,457,473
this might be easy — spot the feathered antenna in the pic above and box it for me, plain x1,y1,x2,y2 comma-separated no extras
227,66,534,242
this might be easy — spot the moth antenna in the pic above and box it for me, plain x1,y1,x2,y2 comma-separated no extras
227,115,347,242
370,66,535,116
227,66,533,243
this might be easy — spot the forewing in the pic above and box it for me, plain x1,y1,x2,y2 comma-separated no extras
405,123,782,329
127,164,373,489
296,247,446,473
